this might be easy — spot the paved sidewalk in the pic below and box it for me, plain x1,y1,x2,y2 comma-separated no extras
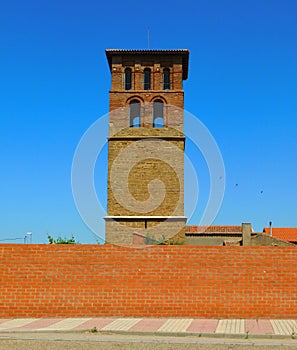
0,318,297,338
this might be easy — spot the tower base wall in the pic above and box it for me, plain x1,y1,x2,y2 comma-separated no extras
105,217,186,245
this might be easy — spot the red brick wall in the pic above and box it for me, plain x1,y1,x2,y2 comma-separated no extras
0,245,296,318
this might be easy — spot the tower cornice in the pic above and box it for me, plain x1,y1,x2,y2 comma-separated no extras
105,49,189,80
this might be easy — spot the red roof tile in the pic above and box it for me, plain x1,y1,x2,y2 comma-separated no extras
263,228,297,242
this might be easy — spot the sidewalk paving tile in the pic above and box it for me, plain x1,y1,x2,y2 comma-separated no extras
130,318,166,332
38,318,92,331
0,317,296,336
101,318,142,331
0,318,38,330
8,318,63,331
73,318,116,331
0,319,12,326
186,319,218,333
216,319,245,334
271,320,297,335
245,319,274,335
158,319,193,333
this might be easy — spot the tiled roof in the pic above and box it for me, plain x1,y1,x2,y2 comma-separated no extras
105,49,189,80
186,226,242,234
263,228,297,242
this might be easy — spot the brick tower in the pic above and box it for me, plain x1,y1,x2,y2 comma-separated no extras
105,49,189,245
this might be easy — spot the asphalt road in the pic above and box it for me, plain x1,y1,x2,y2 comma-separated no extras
1,333,297,349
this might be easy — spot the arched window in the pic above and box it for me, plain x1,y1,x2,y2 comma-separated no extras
129,100,141,127
153,100,164,128
143,68,151,90
124,68,132,90
163,68,170,90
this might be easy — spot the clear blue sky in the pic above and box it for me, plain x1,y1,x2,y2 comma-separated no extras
1,0,296,243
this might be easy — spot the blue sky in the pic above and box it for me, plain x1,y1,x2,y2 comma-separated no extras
1,0,296,243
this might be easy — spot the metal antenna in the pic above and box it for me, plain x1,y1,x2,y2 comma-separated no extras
148,27,150,49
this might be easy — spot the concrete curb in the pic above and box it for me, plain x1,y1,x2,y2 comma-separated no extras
0,329,296,341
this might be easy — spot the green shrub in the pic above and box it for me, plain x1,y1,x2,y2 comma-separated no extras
47,234,78,244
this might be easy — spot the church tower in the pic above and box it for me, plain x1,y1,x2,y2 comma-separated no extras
105,49,189,245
